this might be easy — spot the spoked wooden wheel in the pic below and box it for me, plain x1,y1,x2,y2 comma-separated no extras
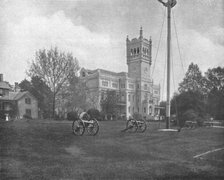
137,120,147,133
86,118,99,136
72,119,85,136
126,119,138,133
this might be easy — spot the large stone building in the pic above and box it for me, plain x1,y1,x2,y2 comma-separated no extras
80,28,160,119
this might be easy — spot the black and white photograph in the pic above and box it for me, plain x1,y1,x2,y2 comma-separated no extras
0,0,224,179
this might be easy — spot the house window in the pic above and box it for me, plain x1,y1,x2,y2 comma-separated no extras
102,81,109,87
112,82,118,88
25,98,31,104
26,109,31,116
82,72,85,77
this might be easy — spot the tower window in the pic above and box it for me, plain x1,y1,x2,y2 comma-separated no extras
137,47,139,54
130,49,133,56
134,48,136,54
144,84,147,90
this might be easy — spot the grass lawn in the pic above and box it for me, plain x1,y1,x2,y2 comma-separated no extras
0,120,224,180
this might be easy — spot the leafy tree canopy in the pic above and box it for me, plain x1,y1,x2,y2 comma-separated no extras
178,63,207,94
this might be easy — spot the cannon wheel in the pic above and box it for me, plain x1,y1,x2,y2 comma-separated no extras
72,119,85,136
137,120,147,133
86,118,99,136
126,119,138,133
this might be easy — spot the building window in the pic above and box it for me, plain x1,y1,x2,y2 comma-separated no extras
134,48,136,54
137,84,140,89
128,83,134,89
102,81,109,87
128,106,130,113
0,89,3,96
128,94,130,101
144,84,147,90
82,72,85,77
154,90,158,94
25,98,31,104
112,82,118,88
131,49,133,55
121,94,125,101
121,84,125,88
144,107,146,113
138,107,139,112
26,109,31,116
137,47,139,54
132,107,134,113
133,95,135,102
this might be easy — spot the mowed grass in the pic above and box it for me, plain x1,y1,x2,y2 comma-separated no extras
0,120,224,180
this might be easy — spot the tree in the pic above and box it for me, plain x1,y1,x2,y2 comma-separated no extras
100,90,118,116
205,67,224,119
178,63,207,94
171,90,206,126
27,47,80,119
63,76,88,112
19,76,53,118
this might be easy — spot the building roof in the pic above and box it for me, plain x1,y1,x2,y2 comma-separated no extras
0,81,11,90
0,91,36,101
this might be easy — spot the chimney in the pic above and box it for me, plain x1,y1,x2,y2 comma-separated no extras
14,82,21,92
0,74,3,82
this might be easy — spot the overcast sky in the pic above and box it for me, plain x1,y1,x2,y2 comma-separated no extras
0,0,223,99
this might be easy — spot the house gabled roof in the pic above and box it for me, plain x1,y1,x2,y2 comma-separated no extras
0,91,37,101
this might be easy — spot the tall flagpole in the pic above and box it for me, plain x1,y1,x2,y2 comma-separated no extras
158,0,176,129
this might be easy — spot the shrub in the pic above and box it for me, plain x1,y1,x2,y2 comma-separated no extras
179,109,205,127
87,108,100,119
133,112,142,120
67,111,78,121
23,114,32,120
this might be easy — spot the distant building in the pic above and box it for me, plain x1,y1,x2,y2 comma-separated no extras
0,74,38,120
80,28,161,119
